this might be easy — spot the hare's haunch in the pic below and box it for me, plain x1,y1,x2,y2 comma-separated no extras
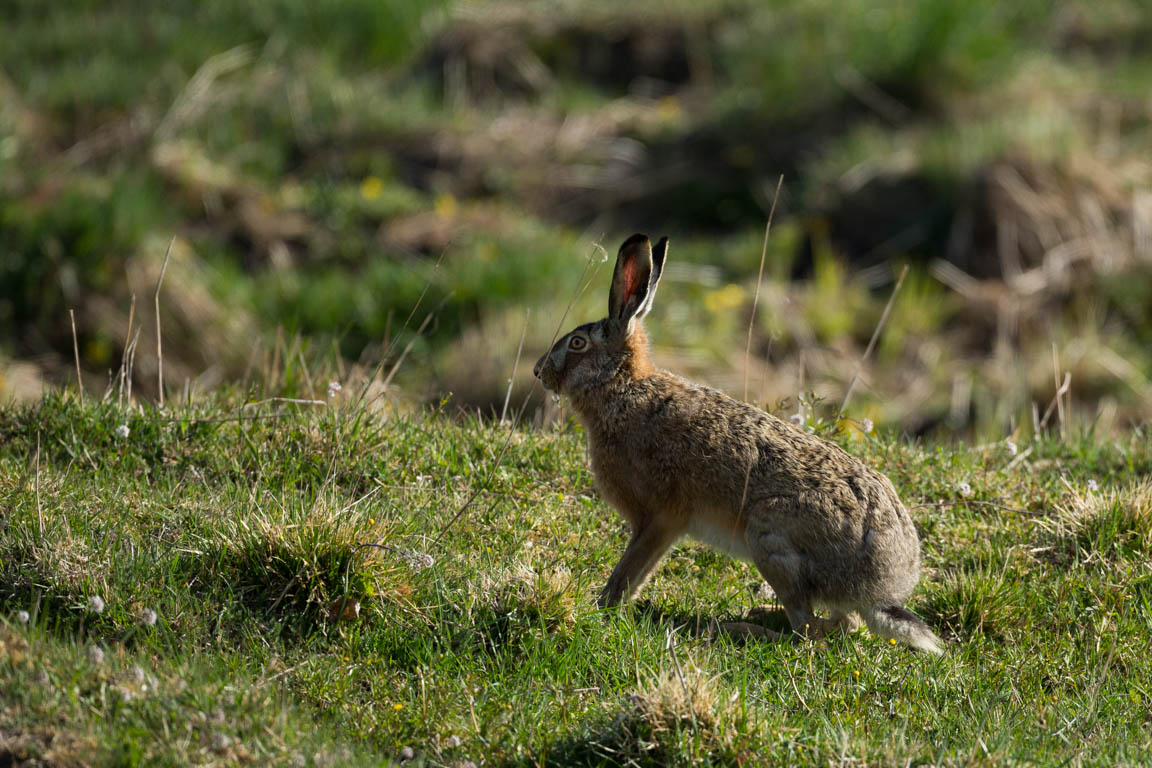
534,234,942,654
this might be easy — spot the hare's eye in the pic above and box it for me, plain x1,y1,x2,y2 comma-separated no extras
568,336,587,351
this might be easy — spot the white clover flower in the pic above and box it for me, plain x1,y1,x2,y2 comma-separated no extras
115,424,130,439
291,754,307,768
445,735,462,749
398,746,415,761
957,482,974,498
88,595,105,615
327,381,342,397
140,609,158,627
87,645,105,665
789,412,803,426
401,550,434,571
860,418,874,434
1087,479,1099,492
132,666,147,684
1005,439,1018,456
15,610,30,624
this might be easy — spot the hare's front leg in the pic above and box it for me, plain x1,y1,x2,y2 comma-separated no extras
598,522,677,608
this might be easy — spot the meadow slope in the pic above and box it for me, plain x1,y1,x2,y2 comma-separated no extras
6,0,1152,435
2,392,1151,766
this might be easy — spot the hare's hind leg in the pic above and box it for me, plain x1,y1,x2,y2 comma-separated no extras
714,620,786,641
717,604,844,642
745,534,822,638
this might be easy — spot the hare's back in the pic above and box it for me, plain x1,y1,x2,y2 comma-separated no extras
645,375,911,528
642,376,883,492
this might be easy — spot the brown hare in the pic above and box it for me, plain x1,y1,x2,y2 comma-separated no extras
533,234,942,653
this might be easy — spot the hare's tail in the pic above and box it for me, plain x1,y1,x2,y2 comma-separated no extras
861,605,944,655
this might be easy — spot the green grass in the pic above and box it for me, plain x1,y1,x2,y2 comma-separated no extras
0,0,447,114
3,391,1152,765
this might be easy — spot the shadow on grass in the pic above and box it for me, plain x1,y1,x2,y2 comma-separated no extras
629,599,793,641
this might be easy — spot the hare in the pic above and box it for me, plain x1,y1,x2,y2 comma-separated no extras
533,234,942,653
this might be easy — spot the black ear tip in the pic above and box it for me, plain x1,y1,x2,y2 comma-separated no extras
652,236,669,267
619,233,650,252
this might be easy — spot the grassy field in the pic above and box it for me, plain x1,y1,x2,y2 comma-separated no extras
3,390,1151,766
4,1,1152,764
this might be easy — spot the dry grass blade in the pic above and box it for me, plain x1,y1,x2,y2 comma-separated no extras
117,294,137,407
1005,444,1034,471
156,44,256,141
69,308,83,403
1039,371,1071,432
501,309,530,423
838,264,909,417
744,175,783,403
35,431,43,536
835,65,911,124
242,397,327,408
155,237,174,407
1052,342,1068,439
125,325,142,405
910,499,1035,516
665,629,699,739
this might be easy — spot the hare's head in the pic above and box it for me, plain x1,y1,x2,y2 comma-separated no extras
534,233,667,395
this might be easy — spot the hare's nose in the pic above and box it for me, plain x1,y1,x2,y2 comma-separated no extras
533,355,544,378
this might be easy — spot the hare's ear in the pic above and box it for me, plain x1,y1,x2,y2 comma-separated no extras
608,233,655,330
638,236,668,317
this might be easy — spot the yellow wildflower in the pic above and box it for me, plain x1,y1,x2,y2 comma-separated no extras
704,284,746,314
434,193,458,220
361,176,383,201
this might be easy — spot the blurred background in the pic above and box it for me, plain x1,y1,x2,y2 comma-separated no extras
2,0,1151,437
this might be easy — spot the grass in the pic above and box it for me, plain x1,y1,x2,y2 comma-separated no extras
4,1,1152,759
3,390,1152,765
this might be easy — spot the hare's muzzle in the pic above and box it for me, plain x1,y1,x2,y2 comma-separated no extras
533,351,560,391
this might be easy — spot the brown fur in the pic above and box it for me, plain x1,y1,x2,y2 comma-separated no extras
620,325,655,379
534,234,942,653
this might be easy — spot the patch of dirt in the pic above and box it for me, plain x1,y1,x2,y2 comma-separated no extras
0,727,94,768
415,3,712,106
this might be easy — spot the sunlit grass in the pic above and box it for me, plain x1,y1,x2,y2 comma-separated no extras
2,392,1152,764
